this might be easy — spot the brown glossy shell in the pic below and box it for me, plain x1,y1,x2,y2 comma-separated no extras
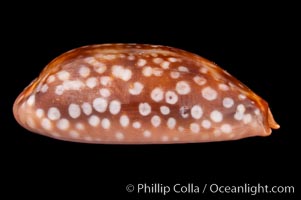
13,44,279,144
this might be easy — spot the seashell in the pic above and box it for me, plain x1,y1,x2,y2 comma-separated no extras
13,44,279,144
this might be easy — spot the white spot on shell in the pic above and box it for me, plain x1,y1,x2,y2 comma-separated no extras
243,114,252,124
137,59,147,67
190,123,200,133
139,102,151,116
168,57,178,62
119,54,126,58
93,97,108,113
210,110,223,122
112,65,132,81
41,118,52,130
47,75,55,83
115,132,124,140
86,57,107,74
132,121,141,129
234,112,244,121
237,104,246,113
218,84,230,91
75,123,85,130
56,118,70,130
88,115,100,127
193,76,207,86
153,57,163,64
176,81,191,95
79,66,90,77
160,106,170,115
26,117,35,129
151,115,161,127
127,55,135,60
57,118,70,130
109,100,121,115
57,70,70,81
178,66,189,72
167,117,176,129
221,124,232,134
120,115,129,127
68,104,81,119
129,82,144,95
254,109,260,116
55,85,64,95
143,130,151,138
69,131,79,139
161,135,169,142
84,56,96,63
191,105,203,119
165,91,178,104
101,118,111,129
179,106,189,118
202,87,218,101
36,109,44,118
160,61,170,69
178,126,184,132
27,95,35,106
170,71,180,79
63,80,84,91
103,54,116,60
239,94,246,100
151,87,164,102
142,66,152,77
223,97,234,108
47,107,61,120
152,68,164,76
81,102,92,115
99,88,111,97
200,67,208,74
41,84,48,93
86,77,98,88
201,120,211,129
100,76,112,86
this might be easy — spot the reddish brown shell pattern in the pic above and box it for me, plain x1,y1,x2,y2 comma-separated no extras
13,44,279,144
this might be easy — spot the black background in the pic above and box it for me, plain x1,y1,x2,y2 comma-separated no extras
2,2,298,199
